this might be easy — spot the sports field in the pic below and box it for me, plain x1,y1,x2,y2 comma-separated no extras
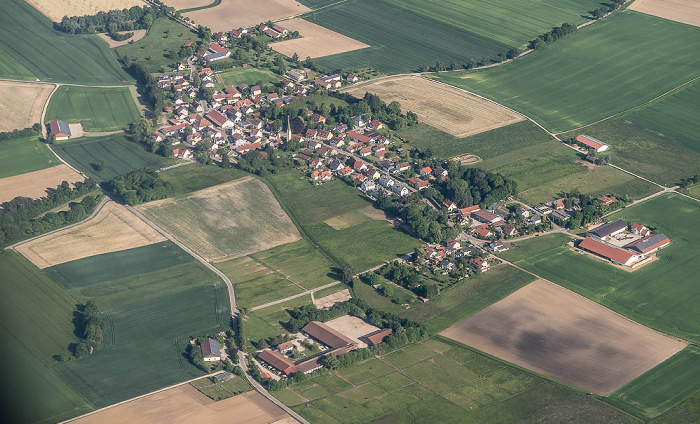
608,345,700,418
0,81,54,132
498,194,700,344
51,133,175,181
271,18,370,59
275,338,638,423
115,17,200,72
137,177,301,262
0,0,133,84
0,164,84,204
16,201,165,268
185,0,310,31
345,76,523,137
46,86,141,132
629,0,700,27
434,11,700,133
0,135,59,179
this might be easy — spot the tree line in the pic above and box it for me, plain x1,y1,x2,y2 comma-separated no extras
0,180,100,248
105,169,174,205
57,6,167,34
591,0,625,19
0,124,41,141
530,23,577,50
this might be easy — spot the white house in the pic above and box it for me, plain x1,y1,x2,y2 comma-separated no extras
201,338,221,362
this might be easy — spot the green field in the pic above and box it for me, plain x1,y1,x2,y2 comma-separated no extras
46,86,141,132
308,0,600,74
190,376,252,401
275,338,638,423
245,296,313,342
217,67,281,89
54,258,230,407
159,163,249,196
651,391,700,424
433,11,700,132
0,0,132,83
0,135,59,179
252,239,338,288
115,18,199,72
498,194,700,343
607,345,700,418
51,133,175,181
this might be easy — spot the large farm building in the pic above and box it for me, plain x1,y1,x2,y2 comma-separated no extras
578,221,670,267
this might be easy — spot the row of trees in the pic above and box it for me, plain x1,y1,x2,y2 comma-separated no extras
591,0,626,19
0,124,41,141
74,301,105,358
105,169,174,205
57,6,167,34
530,23,577,50
416,47,522,73
0,180,100,248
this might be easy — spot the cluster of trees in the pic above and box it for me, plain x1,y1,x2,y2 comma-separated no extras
186,337,241,374
252,333,291,350
0,180,100,248
105,169,173,205
57,6,167,34
416,48,520,73
529,23,577,50
679,174,700,188
435,164,518,208
553,189,630,228
377,261,439,298
402,201,461,243
591,0,625,19
237,148,291,175
74,301,104,358
0,124,41,141
357,92,419,131
235,316,247,350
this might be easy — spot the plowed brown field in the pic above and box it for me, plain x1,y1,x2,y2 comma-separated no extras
184,0,310,32
271,18,370,59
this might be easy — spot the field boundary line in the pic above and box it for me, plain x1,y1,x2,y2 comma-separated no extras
5,196,109,251
0,78,134,89
248,256,308,291
250,280,341,311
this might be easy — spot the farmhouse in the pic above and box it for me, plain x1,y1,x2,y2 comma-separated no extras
472,209,503,224
576,134,609,152
302,321,357,352
630,223,650,237
469,256,490,272
201,338,221,362
47,119,72,140
578,237,641,266
590,220,627,239
257,349,296,376
624,234,671,254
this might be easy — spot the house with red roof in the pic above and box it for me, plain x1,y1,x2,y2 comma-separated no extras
472,209,503,224
597,196,615,206
469,256,490,272
576,135,609,152
630,223,650,237
578,237,640,266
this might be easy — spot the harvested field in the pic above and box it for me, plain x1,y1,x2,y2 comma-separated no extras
137,177,300,262
439,279,686,395
96,29,147,48
344,76,523,138
16,201,165,268
0,81,54,132
184,0,311,32
314,288,351,309
0,164,83,204
71,385,292,424
25,0,145,22
271,18,369,59
324,315,379,348
629,0,700,27
163,0,212,10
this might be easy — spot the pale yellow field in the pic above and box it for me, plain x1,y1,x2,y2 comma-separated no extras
314,288,351,309
16,201,165,268
184,0,310,32
25,0,145,22
96,29,147,48
344,76,524,138
271,18,370,59
0,164,83,204
70,385,293,424
162,0,212,10
0,81,54,132
629,0,700,27
440,279,686,395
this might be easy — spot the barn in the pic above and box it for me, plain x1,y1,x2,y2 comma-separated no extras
578,237,640,266
590,220,627,239
624,234,671,254
576,135,609,152
47,119,72,140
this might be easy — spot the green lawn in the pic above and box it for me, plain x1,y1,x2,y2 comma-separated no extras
159,163,249,196
51,133,176,181
651,391,700,424
607,345,700,418
115,17,199,72
276,338,638,423
433,11,700,132
46,86,141,132
498,194,700,343
190,376,252,401
252,239,339,289
245,296,313,341
0,135,59,179
217,67,282,89
0,0,132,84
54,259,230,407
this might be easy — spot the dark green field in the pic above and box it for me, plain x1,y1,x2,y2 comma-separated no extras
498,194,700,343
159,163,249,196
275,338,638,424
0,0,132,83
46,86,141,132
115,18,199,72
434,11,700,132
217,68,281,89
607,345,700,418
0,135,59,179
51,134,175,181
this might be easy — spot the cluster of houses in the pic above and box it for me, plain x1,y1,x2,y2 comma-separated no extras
257,22,289,40
256,320,392,378
534,195,617,224
577,220,670,267
418,239,491,274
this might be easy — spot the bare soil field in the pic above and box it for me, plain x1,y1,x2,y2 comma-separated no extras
71,385,292,424
184,0,310,32
629,0,700,27
344,76,524,138
136,177,301,262
271,18,369,59
314,288,351,309
25,0,145,22
163,0,212,10
96,30,147,48
0,81,54,132
439,279,686,395
0,164,83,204
324,315,379,348
16,201,165,268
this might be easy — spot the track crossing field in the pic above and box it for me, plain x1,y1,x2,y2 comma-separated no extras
498,194,700,344
434,11,700,133
46,86,141,132
0,0,132,84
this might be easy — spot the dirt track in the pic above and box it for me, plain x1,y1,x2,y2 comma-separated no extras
0,164,83,204
629,0,700,27
271,18,369,59
184,0,311,32
440,279,686,395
